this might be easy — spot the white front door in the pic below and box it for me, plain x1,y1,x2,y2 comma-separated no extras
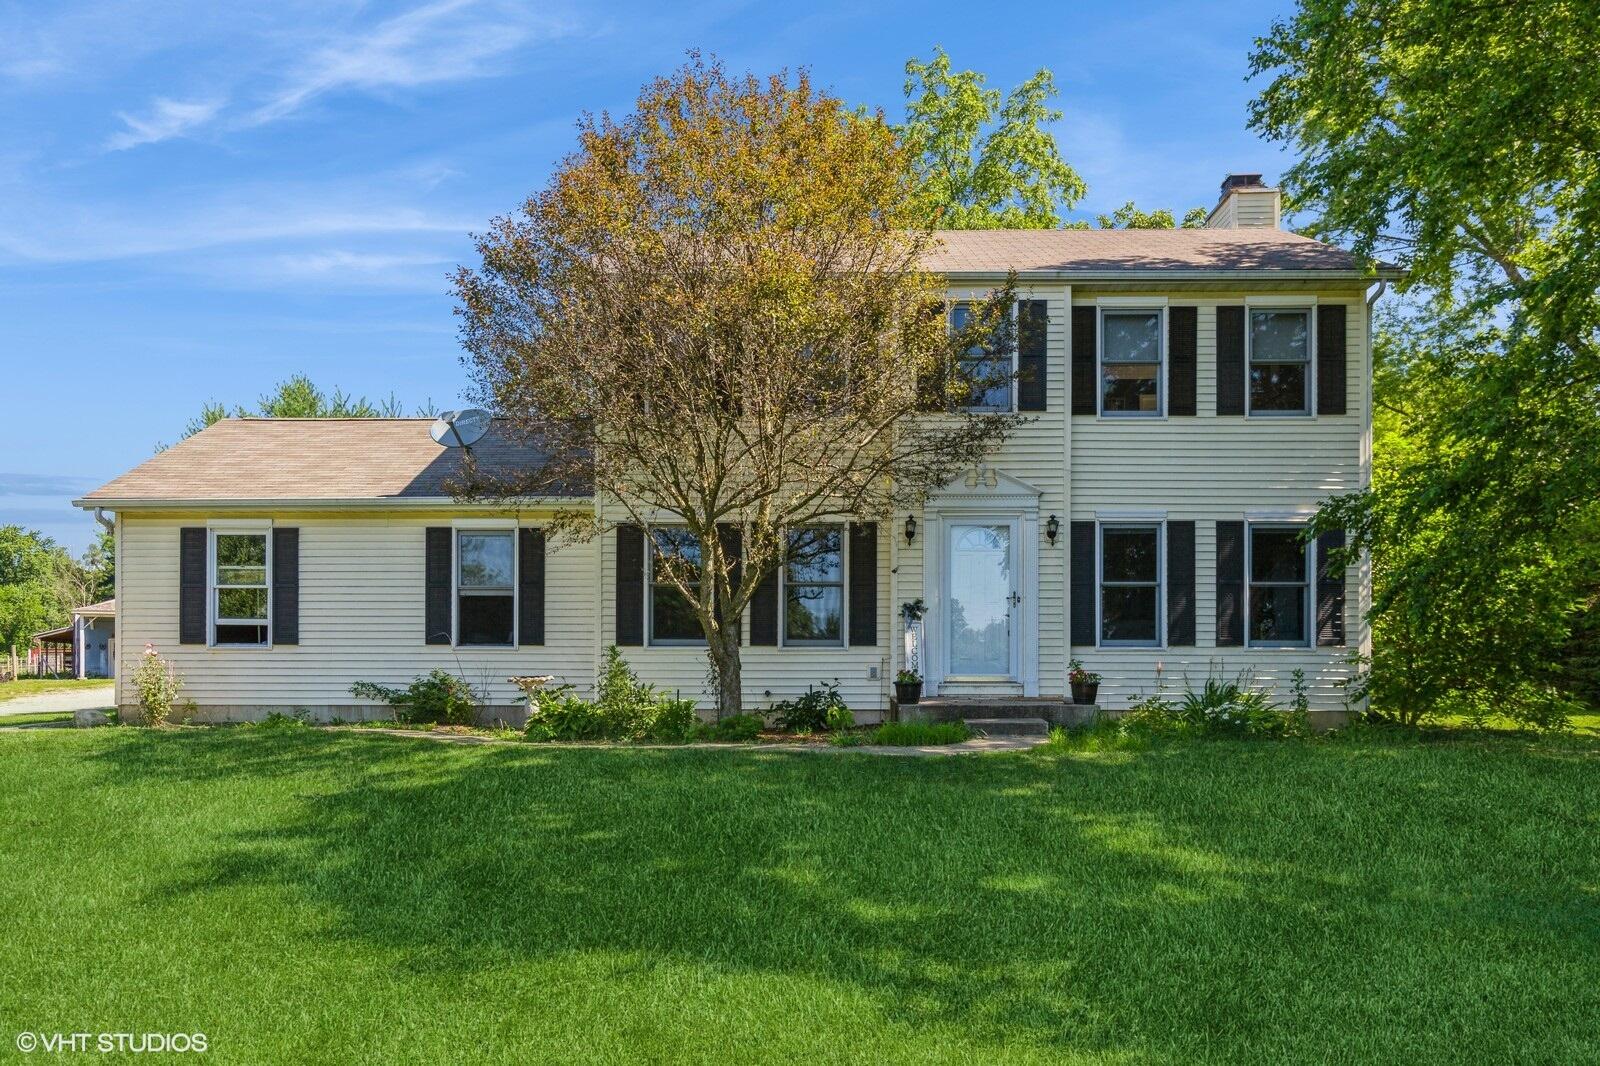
946,521,1018,679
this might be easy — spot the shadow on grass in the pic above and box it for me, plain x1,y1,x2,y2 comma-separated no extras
86,728,1600,1059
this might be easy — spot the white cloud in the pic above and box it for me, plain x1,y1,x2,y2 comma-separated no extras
106,97,225,150
249,0,580,125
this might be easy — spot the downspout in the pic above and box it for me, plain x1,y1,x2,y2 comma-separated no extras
94,508,115,533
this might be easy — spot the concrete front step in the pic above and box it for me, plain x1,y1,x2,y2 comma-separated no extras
913,698,1099,727
963,717,1051,737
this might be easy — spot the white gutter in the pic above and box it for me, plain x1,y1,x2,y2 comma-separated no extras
938,267,1405,283
72,495,593,512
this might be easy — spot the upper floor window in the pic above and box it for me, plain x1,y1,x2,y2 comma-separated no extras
213,531,270,646
1100,309,1163,415
457,531,514,645
1249,309,1311,414
783,527,844,645
1247,524,1309,646
649,527,704,644
950,302,1014,412
1100,524,1161,646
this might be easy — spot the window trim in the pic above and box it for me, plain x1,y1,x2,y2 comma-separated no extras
1245,306,1316,417
646,526,707,647
779,525,847,648
1096,521,1164,649
950,299,1019,414
209,527,272,648
453,527,518,648
1097,306,1167,418
1244,521,1312,648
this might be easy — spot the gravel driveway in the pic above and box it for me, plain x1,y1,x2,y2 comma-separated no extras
0,685,116,717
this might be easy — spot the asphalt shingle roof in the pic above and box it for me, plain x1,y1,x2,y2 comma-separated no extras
923,228,1363,273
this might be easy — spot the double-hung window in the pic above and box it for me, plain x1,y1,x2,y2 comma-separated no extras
949,302,1014,412
1100,309,1163,415
1248,308,1312,414
1247,525,1310,646
1099,524,1161,646
212,531,270,646
649,528,704,644
783,527,844,645
457,530,515,645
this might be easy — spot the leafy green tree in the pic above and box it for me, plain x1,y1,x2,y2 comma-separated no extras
177,373,413,441
82,527,115,603
0,526,74,679
899,47,1086,228
1095,202,1207,230
1251,0,1600,722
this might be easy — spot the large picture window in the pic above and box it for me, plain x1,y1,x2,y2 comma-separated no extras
213,531,270,645
649,528,704,644
1248,525,1309,645
950,302,1014,412
1100,309,1163,415
783,527,843,645
1249,308,1312,414
457,530,514,645
1100,524,1161,646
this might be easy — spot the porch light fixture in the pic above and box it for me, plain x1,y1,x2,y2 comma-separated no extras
1046,514,1060,545
904,516,917,544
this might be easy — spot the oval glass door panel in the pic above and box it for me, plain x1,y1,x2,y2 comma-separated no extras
948,524,1012,676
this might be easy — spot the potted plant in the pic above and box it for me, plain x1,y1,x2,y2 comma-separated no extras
894,669,923,706
1068,660,1101,705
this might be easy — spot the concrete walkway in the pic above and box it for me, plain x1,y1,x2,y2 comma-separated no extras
0,684,115,718
337,726,1047,756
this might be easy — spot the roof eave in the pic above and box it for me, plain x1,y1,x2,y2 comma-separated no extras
939,267,1403,282
72,495,595,511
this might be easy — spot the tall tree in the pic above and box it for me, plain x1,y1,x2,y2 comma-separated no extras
0,526,73,679
455,57,1021,716
176,373,414,441
899,47,1086,228
1250,0,1600,720
1095,202,1207,230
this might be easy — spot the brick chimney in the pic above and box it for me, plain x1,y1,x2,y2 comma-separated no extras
1204,173,1281,229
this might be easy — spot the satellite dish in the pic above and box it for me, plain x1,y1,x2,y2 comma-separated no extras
431,409,492,449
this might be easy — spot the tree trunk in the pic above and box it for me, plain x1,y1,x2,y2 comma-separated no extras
710,629,742,720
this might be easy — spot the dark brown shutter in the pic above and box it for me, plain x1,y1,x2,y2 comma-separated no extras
848,522,877,646
1017,299,1048,411
1071,306,1097,415
1070,521,1096,646
179,527,206,645
1216,520,1245,646
749,564,779,646
615,524,644,646
1168,306,1197,416
1166,520,1195,646
716,523,742,645
1317,303,1348,415
1216,305,1245,416
425,527,452,645
271,527,299,645
518,528,544,646
1316,529,1347,646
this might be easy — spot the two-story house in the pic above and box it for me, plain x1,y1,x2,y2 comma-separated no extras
76,174,1391,725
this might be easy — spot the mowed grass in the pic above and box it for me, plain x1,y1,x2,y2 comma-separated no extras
0,711,74,726
1,729,1596,1064
0,677,113,702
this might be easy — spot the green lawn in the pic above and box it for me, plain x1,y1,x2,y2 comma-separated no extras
0,711,74,726
1,728,1596,1064
0,677,113,703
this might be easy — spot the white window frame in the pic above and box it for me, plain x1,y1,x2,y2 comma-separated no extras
454,527,517,648
950,300,1019,414
209,528,272,648
646,526,706,647
1245,305,1315,417
1244,522,1313,648
1096,521,1164,649
1097,306,1167,418
779,525,847,648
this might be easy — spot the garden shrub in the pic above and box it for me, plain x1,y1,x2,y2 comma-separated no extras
772,680,850,733
131,643,182,726
696,713,764,742
1120,669,1308,739
870,721,971,745
350,669,477,725
523,648,703,742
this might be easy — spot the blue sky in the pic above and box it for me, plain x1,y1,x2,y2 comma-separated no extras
0,0,1296,555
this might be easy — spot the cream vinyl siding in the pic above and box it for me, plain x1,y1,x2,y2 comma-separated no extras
1067,291,1368,712
116,511,599,716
